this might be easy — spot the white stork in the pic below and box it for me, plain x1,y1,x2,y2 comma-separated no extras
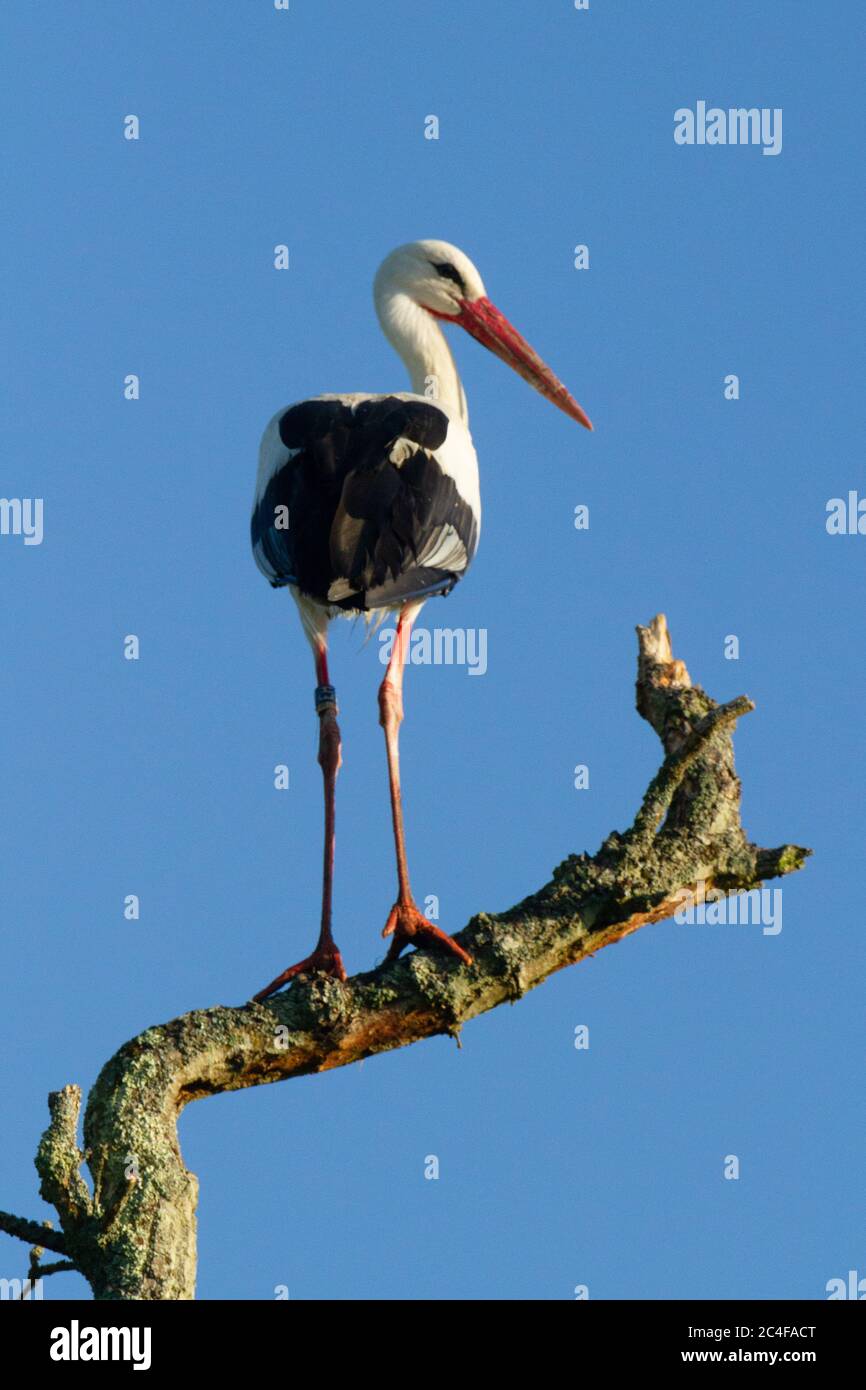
251,239,592,1001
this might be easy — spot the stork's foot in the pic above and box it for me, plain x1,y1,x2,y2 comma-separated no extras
252,940,347,1002
382,900,473,966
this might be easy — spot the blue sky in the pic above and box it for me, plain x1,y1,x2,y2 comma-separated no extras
2,1,863,1300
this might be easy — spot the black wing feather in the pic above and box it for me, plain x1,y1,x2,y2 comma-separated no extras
252,397,477,611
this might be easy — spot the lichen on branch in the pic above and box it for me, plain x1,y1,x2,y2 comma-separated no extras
3,615,809,1300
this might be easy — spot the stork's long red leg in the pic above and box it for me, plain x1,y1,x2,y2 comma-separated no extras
378,605,473,968
253,646,346,1001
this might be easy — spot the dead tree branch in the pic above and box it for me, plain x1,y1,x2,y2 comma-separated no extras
8,615,809,1300
0,1212,68,1256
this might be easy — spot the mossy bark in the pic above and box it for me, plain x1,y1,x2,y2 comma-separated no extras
3,616,808,1299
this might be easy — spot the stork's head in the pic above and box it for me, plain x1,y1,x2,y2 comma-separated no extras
374,239,593,430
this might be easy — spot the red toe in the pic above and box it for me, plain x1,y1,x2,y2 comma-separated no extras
383,902,472,966
253,942,346,1002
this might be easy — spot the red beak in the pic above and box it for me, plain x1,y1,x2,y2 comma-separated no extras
450,296,593,430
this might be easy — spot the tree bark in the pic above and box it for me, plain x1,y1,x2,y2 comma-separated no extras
1,615,809,1299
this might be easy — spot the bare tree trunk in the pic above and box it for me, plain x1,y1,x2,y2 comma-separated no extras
1,616,809,1299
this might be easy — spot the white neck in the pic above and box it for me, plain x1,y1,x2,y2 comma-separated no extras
374,289,468,424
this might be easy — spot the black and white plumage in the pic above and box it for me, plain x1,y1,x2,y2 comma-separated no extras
250,239,592,1002
252,393,479,615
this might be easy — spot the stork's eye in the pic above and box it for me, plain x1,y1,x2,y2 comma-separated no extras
431,261,466,293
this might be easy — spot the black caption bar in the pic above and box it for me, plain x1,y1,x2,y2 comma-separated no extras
2,1298,861,1375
